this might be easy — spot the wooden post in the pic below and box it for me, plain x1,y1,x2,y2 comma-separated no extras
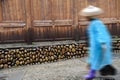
73,0,79,41
24,0,33,44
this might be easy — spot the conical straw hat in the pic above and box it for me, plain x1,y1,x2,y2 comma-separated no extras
80,5,104,16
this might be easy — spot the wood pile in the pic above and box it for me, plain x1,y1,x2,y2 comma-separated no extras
0,40,119,69
0,43,87,69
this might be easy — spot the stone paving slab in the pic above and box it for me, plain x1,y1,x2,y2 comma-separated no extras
0,74,8,80
8,70,26,80
0,70,26,80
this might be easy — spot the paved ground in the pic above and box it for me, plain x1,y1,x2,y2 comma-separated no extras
0,53,120,80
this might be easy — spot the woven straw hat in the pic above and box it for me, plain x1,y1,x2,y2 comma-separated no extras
80,5,104,16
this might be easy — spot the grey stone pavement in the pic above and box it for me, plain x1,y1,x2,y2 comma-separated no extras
0,53,120,80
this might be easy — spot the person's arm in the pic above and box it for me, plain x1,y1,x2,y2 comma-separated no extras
94,20,107,51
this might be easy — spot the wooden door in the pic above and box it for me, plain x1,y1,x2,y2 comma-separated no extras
52,0,74,40
31,0,74,41
0,0,29,43
0,0,119,43
31,0,53,41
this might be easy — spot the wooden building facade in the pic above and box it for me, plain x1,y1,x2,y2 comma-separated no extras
0,0,120,44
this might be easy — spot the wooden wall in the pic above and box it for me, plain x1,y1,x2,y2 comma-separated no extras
0,0,120,43
78,0,120,40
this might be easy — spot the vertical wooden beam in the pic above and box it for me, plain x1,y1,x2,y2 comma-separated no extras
24,0,33,44
0,0,2,22
51,0,54,40
73,0,79,41
116,0,120,37
0,1,2,42
116,0,118,18
25,0,32,29
117,0,120,18
73,0,78,27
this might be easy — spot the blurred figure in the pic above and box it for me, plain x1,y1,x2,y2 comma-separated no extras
80,5,112,79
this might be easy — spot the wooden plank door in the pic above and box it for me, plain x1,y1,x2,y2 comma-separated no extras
0,0,29,43
30,0,53,41
52,0,74,40
31,0,75,41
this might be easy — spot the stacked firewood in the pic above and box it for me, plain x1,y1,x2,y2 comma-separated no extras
112,40,120,53
0,43,87,69
0,40,119,69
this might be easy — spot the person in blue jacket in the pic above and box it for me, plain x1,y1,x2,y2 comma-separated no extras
80,5,112,79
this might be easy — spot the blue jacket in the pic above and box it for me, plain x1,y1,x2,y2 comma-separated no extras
87,18,112,70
